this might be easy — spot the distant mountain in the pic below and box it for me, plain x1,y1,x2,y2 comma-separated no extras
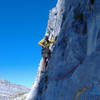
0,78,30,100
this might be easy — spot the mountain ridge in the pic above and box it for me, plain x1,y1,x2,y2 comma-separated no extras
0,78,30,100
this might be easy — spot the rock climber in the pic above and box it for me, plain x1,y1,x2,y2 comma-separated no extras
87,0,100,55
38,34,57,72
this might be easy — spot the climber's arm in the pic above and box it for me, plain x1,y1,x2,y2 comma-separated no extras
38,38,45,47
49,36,57,43
49,40,55,43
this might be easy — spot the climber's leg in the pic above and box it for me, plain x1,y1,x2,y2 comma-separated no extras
45,58,48,69
41,51,48,72
45,49,51,68
41,57,46,73
41,48,51,73
44,49,50,71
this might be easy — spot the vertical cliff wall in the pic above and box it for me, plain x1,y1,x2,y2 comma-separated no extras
26,0,100,100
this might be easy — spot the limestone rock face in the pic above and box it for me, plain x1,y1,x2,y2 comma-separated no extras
27,0,100,100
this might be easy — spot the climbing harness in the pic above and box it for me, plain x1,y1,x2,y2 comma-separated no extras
41,48,50,58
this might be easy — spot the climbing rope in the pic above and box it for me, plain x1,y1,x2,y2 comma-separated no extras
49,60,83,81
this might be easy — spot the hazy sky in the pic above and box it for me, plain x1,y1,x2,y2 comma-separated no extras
0,0,57,87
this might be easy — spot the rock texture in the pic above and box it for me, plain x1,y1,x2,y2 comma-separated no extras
27,0,100,100
0,78,30,100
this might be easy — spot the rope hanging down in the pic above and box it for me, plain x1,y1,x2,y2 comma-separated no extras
49,60,83,81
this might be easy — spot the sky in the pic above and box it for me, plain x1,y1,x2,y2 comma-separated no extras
0,0,57,88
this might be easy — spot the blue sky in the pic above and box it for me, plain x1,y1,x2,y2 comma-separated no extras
0,0,57,87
